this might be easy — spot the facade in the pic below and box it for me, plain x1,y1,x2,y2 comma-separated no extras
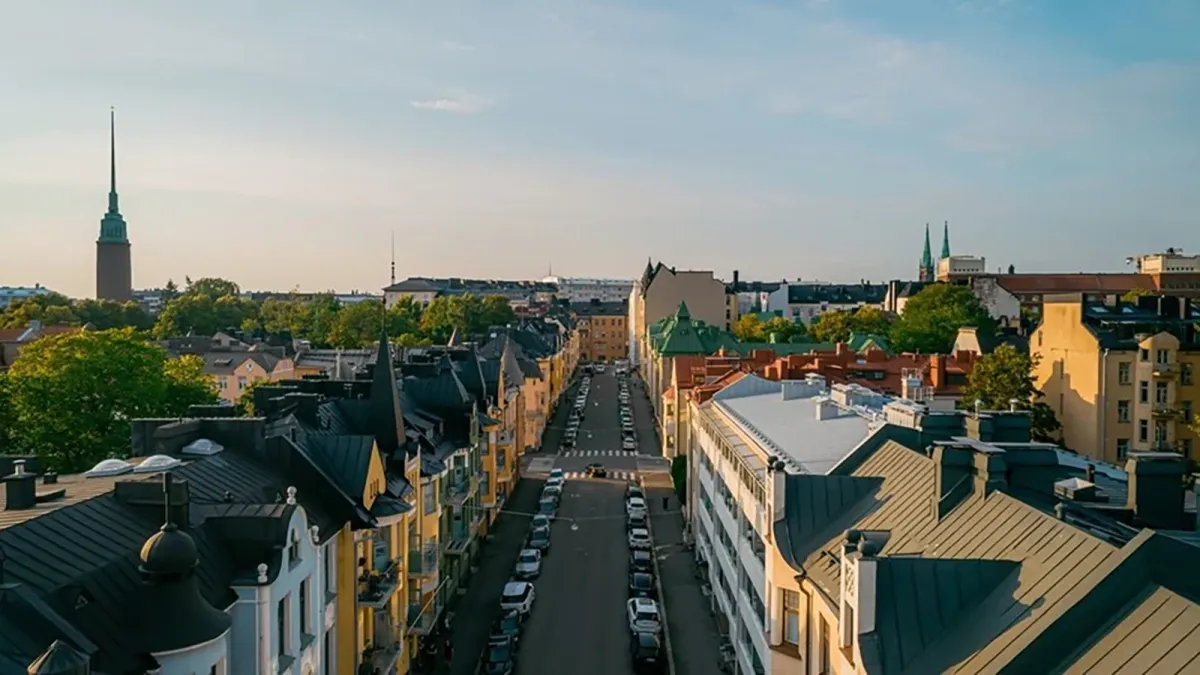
632,261,727,374
0,284,55,309
0,414,385,675
686,375,897,675
383,277,557,309
96,109,133,302
570,299,629,362
767,409,1200,674
201,351,296,403
1032,293,1199,465
724,272,781,331
764,283,889,324
543,275,634,303
884,277,1021,326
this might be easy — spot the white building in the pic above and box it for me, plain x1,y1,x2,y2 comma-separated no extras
686,374,893,675
0,284,55,309
544,276,635,304
764,283,888,323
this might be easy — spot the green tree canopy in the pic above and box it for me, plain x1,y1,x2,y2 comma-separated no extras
480,295,517,328
0,294,152,332
184,277,241,301
1121,288,1156,303
890,284,992,354
5,329,218,472
809,306,894,343
733,315,766,342
0,373,13,451
762,316,807,342
328,300,387,348
387,296,423,337
153,292,259,338
961,344,1061,442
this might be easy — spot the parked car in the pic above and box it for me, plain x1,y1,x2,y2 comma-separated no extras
630,549,653,574
628,528,652,550
531,514,551,530
629,571,656,599
626,597,663,635
631,632,665,672
482,634,517,674
627,512,647,531
538,498,558,520
501,582,536,615
627,497,648,519
515,549,542,579
492,610,523,644
622,437,637,451
585,463,607,477
528,525,552,553
546,475,565,489
549,468,564,482
627,484,645,500
542,485,563,502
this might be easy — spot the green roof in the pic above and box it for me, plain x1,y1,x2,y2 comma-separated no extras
846,332,894,356
649,302,829,357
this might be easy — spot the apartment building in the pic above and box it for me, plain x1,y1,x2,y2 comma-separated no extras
0,284,55,309
724,271,782,331
763,283,888,323
544,275,634,303
570,299,629,363
383,277,557,309
0,320,91,370
1033,293,1200,465
632,261,727,374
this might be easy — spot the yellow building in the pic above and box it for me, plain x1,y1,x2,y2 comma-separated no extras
570,299,630,363
1033,292,1198,464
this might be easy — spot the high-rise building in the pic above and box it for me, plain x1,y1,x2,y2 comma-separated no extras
96,108,132,301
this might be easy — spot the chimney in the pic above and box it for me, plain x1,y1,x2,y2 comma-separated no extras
733,270,740,288
283,392,322,426
1124,452,1186,529
929,355,945,390
840,531,879,650
3,460,38,511
815,399,839,421
932,444,973,519
835,343,846,357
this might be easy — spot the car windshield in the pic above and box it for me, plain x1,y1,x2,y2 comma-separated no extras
488,644,512,661
633,574,651,588
502,587,527,602
539,502,555,514
636,610,659,623
498,615,518,631
629,498,645,508
519,552,538,563
532,516,549,527
531,528,550,541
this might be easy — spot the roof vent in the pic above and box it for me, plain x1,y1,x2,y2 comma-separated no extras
134,455,185,473
85,458,134,478
181,439,223,456
1054,477,1099,502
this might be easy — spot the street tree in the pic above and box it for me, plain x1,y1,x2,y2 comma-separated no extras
386,296,423,337
1121,288,1156,303
762,316,808,342
961,344,1061,442
890,284,992,354
5,329,218,472
733,315,766,342
809,306,893,343
328,300,388,348
480,295,517,329
73,299,155,331
184,277,241,301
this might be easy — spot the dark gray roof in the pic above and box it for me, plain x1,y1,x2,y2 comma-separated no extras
301,434,375,502
569,299,628,316
786,283,888,305
199,351,280,375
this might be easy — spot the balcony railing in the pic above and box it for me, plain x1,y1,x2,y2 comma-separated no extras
1153,363,1175,378
408,543,439,577
1152,404,1179,418
364,620,404,673
445,475,479,508
357,558,403,609
444,519,479,556
497,430,516,446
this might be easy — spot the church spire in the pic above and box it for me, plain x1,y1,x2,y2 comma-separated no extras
108,107,119,215
941,220,950,259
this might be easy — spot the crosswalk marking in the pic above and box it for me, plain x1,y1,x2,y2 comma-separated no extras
560,449,638,457
562,470,638,481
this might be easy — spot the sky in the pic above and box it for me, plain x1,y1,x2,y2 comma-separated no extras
1,0,1198,298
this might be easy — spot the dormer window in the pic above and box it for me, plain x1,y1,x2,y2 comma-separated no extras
289,528,302,568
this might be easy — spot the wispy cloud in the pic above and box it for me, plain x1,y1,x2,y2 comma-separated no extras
409,93,492,114
439,40,475,52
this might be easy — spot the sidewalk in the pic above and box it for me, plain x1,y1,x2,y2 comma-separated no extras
646,487,725,675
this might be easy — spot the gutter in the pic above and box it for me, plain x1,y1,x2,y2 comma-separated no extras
1099,348,1109,454
640,473,677,675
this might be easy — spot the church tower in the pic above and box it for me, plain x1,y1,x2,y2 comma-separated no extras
918,223,934,281
941,220,951,261
96,108,132,301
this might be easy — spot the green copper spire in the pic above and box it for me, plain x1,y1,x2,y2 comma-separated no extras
98,107,128,244
920,223,932,268
941,220,950,259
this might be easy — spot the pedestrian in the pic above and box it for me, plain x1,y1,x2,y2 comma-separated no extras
444,639,454,662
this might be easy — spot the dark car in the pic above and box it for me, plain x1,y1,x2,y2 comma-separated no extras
630,549,653,574
528,526,552,553
585,463,607,477
629,571,657,599
482,635,517,674
627,512,647,531
491,611,522,645
631,631,665,672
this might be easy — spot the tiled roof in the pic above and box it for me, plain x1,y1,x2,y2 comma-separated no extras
995,273,1152,294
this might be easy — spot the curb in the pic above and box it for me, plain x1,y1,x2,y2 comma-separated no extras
640,474,678,675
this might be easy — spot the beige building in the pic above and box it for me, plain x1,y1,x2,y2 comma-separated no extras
1033,293,1199,464
631,260,727,376
201,351,295,403
570,299,629,363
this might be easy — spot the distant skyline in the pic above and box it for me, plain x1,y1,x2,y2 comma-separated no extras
1,0,1197,298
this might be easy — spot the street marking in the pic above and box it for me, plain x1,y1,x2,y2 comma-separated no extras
527,457,556,473
561,450,638,457
562,470,638,481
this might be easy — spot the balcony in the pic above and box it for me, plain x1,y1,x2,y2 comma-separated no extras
1152,404,1179,419
1153,363,1175,378
496,429,516,447
444,517,480,556
445,475,479,509
406,603,435,635
363,619,404,674
408,543,439,578
357,559,403,609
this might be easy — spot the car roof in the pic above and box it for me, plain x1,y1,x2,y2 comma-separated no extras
631,571,653,582
531,525,551,535
519,548,539,556
630,597,658,610
636,632,661,646
504,581,530,594
631,549,651,559
628,496,645,504
631,528,650,536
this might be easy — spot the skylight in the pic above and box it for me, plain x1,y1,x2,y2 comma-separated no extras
133,454,184,473
182,438,224,456
85,458,134,478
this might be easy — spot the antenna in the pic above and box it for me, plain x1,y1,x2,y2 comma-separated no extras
390,231,396,286
162,472,176,529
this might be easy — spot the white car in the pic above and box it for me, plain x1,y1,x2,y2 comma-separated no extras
546,475,564,490
627,497,647,519
501,581,537,615
623,437,637,451
549,469,565,482
514,549,542,579
628,527,652,550
626,597,662,635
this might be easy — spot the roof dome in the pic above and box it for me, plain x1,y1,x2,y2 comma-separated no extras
139,522,198,578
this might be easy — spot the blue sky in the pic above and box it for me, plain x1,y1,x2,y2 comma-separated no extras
1,0,1197,297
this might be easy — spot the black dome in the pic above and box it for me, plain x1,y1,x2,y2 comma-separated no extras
139,523,198,577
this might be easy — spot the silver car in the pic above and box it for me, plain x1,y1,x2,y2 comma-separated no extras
514,549,542,579
628,528,652,550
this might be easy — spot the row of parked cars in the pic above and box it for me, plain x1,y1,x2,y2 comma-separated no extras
618,371,637,451
562,375,592,448
624,483,667,672
482,470,571,673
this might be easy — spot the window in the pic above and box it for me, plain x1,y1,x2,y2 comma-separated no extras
782,590,801,645
1140,348,1150,362
324,546,335,599
1118,362,1131,385
287,529,302,567
1117,400,1131,422
1139,381,1149,403
1182,439,1193,459
1116,439,1130,460
424,486,436,514
219,377,228,390
1156,349,1170,364
299,578,311,635
323,630,333,674
818,616,831,674
1183,364,1194,386
277,594,291,656
237,375,248,390
1156,382,1169,405
1183,401,1193,423
1138,419,1149,443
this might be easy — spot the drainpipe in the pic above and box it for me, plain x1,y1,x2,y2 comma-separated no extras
1099,349,1109,456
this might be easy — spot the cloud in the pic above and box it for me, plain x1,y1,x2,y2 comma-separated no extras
439,40,475,52
409,93,492,114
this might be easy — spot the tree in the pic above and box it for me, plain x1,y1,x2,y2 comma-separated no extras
762,316,807,342
328,300,387,348
153,293,257,338
386,296,423,337
960,344,1061,442
419,296,462,343
5,329,218,472
480,295,516,329
0,292,75,328
163,355,220,413
234,378,270,416
304,294,342,347
0,373,13,451
394,333,434,348
74,299,154,331
890,284,992,354
1121,288,1156,303
185,277,241,301
733,315,766,342
809,306,893,343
